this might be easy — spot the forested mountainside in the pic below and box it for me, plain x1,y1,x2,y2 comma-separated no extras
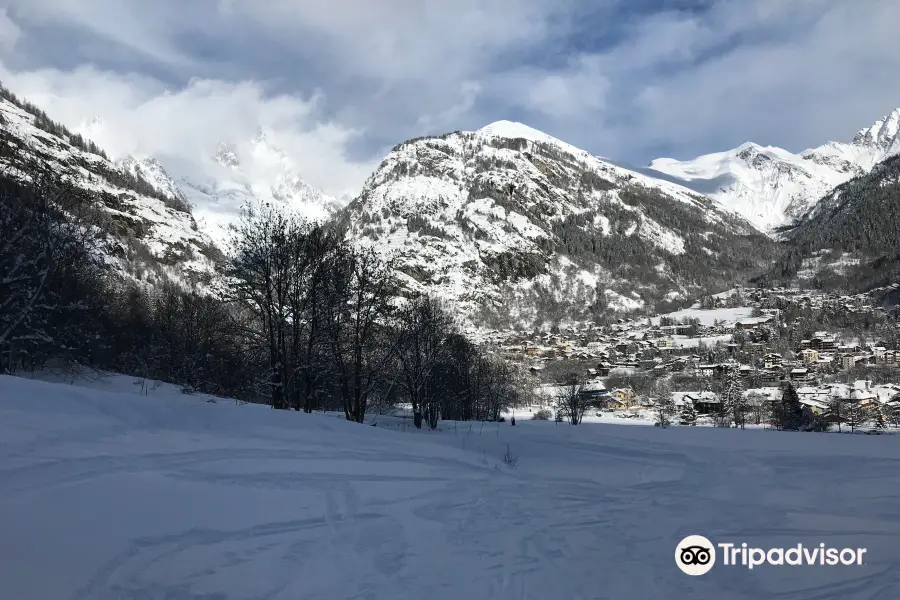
342,121,777,329
0,83,221,287
649,108,900,235
770,154,900,292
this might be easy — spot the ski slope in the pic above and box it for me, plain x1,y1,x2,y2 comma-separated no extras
2,374,899,599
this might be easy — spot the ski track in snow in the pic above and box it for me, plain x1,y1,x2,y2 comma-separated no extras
2,375,900,599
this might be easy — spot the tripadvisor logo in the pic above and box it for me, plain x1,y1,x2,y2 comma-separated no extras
675,535,716,576
675,535,868,576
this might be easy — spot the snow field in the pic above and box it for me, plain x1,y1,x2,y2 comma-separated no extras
2,374,900,599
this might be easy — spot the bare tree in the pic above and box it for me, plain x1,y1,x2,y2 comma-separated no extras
227,204,297,409
824,395,846,433
285,225,343,413
745,392,767,426
325,246,399,423
395,295,452,429
228,204,346,411
555,371,589,425
715,371,744,428
653,379,675,428
845,400,869,433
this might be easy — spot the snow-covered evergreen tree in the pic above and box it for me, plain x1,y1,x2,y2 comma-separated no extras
716,370,744,428
772,384,804,430
873,405,887,431
679,401,698,426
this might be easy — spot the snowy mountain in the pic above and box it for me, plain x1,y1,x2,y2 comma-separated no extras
648,108,900,235
343,120,775,328
0,85,220,287
104,130,343,247
168,132,344,245
772,152,900,291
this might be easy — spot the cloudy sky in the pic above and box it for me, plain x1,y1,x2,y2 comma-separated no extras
1,0,899,197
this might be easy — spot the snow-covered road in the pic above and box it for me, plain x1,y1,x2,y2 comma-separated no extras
2,375,899,599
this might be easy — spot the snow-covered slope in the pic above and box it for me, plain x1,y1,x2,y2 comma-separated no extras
345,120,775,327
649,108,900,235
0,90,219,286
3,373,899,600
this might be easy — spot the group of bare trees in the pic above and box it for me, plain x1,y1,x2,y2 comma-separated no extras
225,204,526,426
227,206,350,413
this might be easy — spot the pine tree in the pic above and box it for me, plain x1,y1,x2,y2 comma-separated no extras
679,401,698,426
872,404,886,431
775,383,804,431
716,370,744,428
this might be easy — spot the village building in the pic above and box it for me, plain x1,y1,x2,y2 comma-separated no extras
801,348,819,364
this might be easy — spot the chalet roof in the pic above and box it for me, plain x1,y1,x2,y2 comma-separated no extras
582,381,607,393
671,391,720,406
799,398,828,410
736,316,772,326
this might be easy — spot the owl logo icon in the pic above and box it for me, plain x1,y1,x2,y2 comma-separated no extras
675,535,716,575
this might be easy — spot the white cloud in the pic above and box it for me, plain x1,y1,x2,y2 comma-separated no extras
216,0,572,82
624,0,900,158
0,62,374,197
2,0,899,177
483,0,900,161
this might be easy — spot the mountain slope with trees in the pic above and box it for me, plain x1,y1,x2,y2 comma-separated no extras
0,82,221,288
771,154,900,292
342,120,777,329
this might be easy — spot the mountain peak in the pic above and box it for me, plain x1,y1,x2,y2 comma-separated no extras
478,120,546,139
735,141,762,152
475,120,570,148
214,143,240,169
852,108,900,149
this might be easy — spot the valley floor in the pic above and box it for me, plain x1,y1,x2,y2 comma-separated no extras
2,374,899,599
